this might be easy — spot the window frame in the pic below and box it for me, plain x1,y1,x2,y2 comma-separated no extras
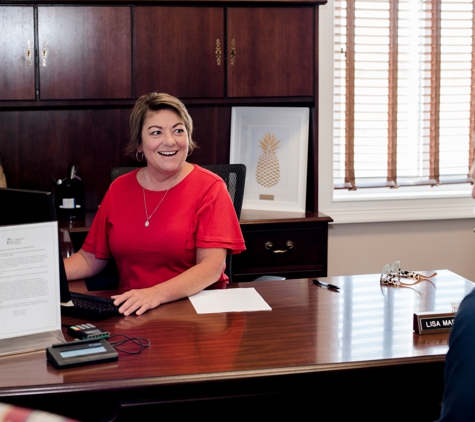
318,1,475,224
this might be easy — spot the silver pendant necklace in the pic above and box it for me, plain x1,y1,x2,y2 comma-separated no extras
142,168,180,227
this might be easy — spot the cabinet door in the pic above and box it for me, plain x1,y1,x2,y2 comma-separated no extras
227,7,314,98
38,7,132,100
0,7,35,100
135,7,225,99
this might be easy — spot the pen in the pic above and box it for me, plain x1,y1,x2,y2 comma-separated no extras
313,279,340,291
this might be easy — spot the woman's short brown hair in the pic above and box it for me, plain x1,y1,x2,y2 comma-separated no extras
125,92,197,158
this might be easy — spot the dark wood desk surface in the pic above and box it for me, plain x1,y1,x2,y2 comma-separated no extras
0,270,472,421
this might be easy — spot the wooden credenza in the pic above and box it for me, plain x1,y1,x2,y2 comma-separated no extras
62,210,333,282
234,210,332,281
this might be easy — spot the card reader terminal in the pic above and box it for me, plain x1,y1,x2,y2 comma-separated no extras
46,338,118,369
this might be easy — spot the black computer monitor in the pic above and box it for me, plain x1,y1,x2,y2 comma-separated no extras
0,187,56,226
0,187,71,303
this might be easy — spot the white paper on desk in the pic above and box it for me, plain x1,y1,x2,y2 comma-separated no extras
0,222,61,340
189,288,272,314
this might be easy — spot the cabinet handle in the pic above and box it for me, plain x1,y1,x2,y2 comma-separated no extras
42,41,47,67
215,39,222,66
230,39,236,65
26,40,32,67
265,240,294,254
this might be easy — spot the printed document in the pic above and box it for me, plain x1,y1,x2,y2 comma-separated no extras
189,288,272,314
0,222,61,341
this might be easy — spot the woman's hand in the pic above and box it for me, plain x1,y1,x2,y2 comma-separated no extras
111,288,161,316
111,247,226,316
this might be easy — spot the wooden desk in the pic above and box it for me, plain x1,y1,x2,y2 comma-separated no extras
0,270,471,421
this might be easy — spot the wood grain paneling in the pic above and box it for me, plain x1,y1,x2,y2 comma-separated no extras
0,6,35,100
227,7,314,98
135,7,225,99
38,6,132,100
0,108,133,211
186,105,232,164
0,105,234,211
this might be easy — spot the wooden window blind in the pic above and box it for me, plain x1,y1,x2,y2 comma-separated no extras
334,0,475,191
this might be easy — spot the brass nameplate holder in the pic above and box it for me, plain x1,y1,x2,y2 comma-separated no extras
413,311,455,335
259,194,274,201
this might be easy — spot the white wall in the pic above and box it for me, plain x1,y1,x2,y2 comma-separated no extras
327,218,475,281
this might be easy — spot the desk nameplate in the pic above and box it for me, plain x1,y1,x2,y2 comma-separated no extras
413,311,456,335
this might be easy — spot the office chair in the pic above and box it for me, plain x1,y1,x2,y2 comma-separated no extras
110,164,246,282
200,164,246,220
110,166,140,183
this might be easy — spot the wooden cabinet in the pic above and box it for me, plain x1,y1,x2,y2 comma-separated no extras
233,211,332,282
0,6,35,100
38,6,132,100
0,5,132,101
135,7,224,99
0,0,327,258
227,7,314,98
1,4,314,102
134,6,314,99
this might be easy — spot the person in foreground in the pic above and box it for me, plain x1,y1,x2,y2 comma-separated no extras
436,286,475,421
64,92,246,316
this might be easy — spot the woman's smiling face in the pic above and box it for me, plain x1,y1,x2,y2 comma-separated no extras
138,109,189,179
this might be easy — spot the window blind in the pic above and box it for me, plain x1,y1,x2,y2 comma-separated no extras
334,0,475,191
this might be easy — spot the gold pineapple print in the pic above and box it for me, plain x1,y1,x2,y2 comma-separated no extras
256,133,281,187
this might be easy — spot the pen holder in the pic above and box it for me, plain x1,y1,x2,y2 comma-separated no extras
55,177,85,220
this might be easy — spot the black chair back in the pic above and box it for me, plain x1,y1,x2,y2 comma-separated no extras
110,167,140,182
200,164,246,220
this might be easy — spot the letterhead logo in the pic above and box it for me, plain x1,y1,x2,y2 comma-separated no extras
6,238,23,245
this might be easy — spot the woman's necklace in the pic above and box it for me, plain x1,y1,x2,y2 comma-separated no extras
142,168,181,227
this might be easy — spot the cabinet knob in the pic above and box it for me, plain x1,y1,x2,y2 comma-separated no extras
265,240,294,254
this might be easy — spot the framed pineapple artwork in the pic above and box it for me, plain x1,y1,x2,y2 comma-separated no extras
230,107,309,213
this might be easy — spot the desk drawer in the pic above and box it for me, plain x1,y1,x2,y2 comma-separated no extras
233,222,328,282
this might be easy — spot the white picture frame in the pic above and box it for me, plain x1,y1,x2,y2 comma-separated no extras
230,107,309,213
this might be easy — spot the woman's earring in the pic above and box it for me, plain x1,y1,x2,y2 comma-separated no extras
136,151,144,162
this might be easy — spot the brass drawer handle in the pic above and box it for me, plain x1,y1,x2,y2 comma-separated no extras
265,240,294,254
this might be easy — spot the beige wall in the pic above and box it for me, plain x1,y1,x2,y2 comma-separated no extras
327,218,475,281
